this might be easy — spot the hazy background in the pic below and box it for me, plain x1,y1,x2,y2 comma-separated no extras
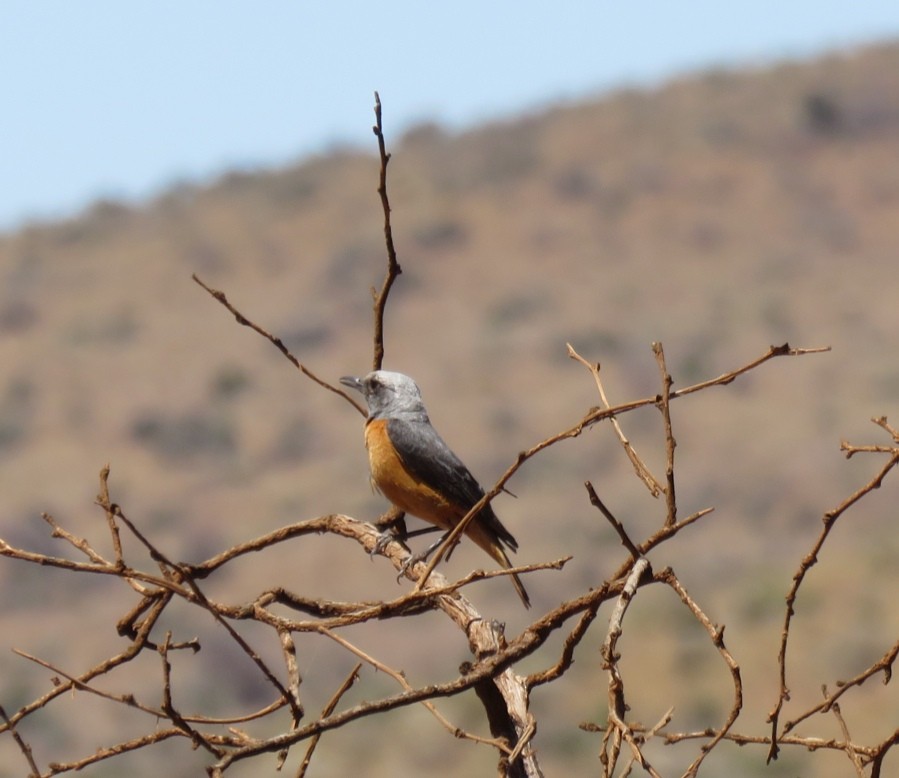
2,6,898,777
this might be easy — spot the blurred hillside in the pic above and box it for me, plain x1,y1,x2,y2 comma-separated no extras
1,41,898,777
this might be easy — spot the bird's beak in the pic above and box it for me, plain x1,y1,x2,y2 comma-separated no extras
340,375,363,393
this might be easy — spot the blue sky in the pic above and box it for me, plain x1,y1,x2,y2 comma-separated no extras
3,2,899,230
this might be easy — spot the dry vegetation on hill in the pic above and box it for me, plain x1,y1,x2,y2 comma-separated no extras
1,42,898,776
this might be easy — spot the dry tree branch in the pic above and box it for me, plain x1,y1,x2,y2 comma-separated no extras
158,632,224,758
191,273,365,416
780,638,899,736
483,343,830,525
370,90,402,371
2,453,582,772
275,629,305,770
2,496,552,774
206,575,635,773
526,602,603,691
600,558,654,777
869,728,899,778
841,415,899,457
656,568,742,778
652,342,678,527
617,708,675,776
665,729,878,756
39,511,112,567
873,415,899,441
1,592,169,734
97,462,125,564
279,627,304,718
0,703,40,778
523,481,646,694
43,729,205,776
585,481,642,561
98,479,303,724
295,663,361,778
191,94,402,408
767,444,899,762
828,696,866,777
0,337,839,777
413,343,827,595
318,626,511,752
567,342,664,497
12,648,170,721
669,343,831,397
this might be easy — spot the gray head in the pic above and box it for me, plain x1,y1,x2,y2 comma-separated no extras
340,370,430,421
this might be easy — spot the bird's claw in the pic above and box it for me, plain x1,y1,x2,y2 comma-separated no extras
371,530,404,559
396,550,427,581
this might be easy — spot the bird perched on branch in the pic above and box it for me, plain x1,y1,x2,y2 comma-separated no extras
340,370,530,608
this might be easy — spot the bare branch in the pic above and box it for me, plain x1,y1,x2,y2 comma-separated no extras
767,448,899,762
370,90,403,371
657,569,742,777
191,273,365,416
600,558,653,777
0,703,40,778
296,663,361,777
568,342,664,496
652,342,678,526
413,343,827,594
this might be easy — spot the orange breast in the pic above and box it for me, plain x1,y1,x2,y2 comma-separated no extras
364,418,462,531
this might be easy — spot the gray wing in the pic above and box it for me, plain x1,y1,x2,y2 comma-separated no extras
387,418,519,552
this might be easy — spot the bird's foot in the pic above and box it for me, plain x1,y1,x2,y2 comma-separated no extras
396,531,457,581
395,546,433,581
370,508,408,559
371,531,397,558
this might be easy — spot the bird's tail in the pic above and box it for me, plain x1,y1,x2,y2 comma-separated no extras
467,524,531,608
508,565,532,609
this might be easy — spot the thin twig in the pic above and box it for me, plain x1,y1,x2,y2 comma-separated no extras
192,273,365,416
158,631,223,757
652,342,678,526
767,449,899,762
0,703,40,777
414,343,827,594
585,481,642,560
781,638,899,735
110,501,303,724
601,558,651,777
98,464,124,565
657,568,742,777
296,663,361,777
827,695,865,777
276,628,305,771
318,627,511,752
568,342,664,496
2,594,168,734
370,91,402,370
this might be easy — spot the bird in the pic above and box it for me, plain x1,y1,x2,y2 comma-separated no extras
340,370,530,608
